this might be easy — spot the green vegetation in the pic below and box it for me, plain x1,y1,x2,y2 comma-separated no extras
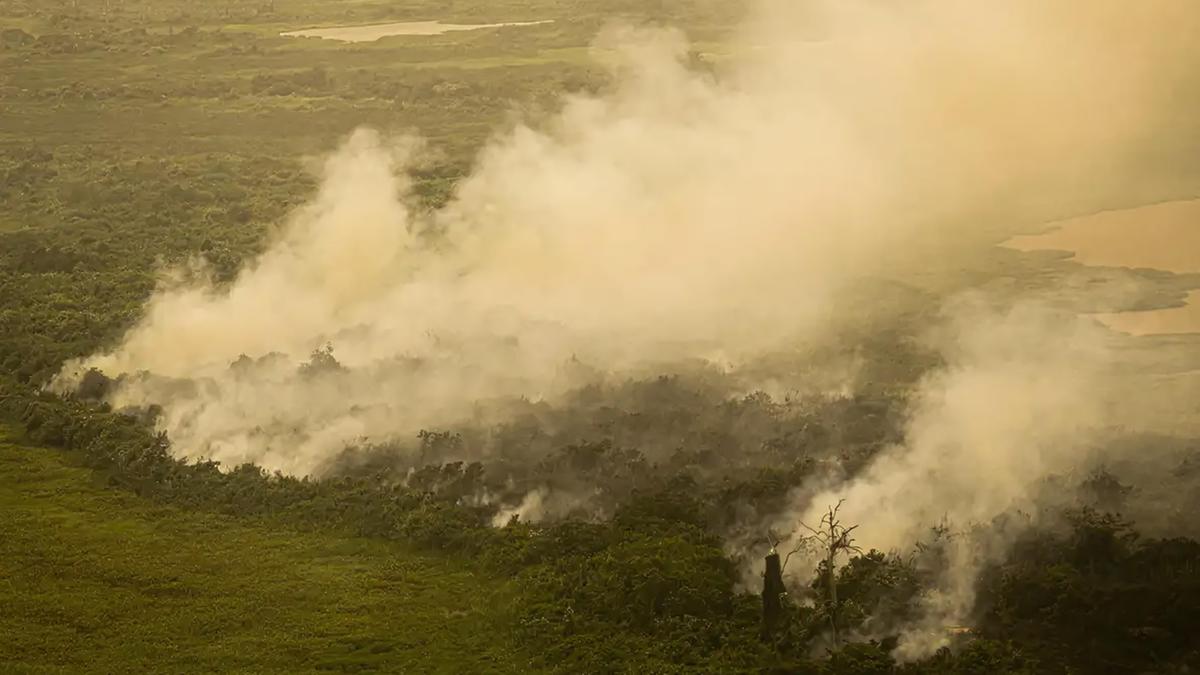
0,0,736,383
0,425,525,673
4,377,1199,673
2,1,1199,673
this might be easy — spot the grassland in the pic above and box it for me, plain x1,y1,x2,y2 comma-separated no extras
0,425,529,674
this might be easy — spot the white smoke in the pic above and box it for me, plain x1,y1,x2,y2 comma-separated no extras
53,2,1200,655
60,2,1198,475
771,299,1117,658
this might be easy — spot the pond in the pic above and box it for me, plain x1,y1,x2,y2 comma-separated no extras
281,20,552,43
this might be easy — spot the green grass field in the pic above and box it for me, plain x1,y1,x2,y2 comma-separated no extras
0,425,529,674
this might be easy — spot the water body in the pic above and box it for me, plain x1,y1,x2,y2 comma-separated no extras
281,20,552,43
1005,199,1200,335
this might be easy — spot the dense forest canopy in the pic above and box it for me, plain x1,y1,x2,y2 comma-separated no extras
2,0,1200,672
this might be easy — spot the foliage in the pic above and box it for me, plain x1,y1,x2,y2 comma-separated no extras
1,1,1198,672
0,425,527,673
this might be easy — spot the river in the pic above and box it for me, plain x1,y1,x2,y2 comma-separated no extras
1005,199,1200,335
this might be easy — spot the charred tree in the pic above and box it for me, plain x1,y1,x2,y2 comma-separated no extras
761,544,787,639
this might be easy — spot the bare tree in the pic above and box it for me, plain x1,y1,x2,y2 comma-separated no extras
784,499,862,647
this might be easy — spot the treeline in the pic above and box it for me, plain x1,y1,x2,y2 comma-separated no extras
4,375,1196,673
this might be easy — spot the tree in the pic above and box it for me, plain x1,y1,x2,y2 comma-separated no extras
1078,466,1132,513
785,499,863,646
297,343,344,377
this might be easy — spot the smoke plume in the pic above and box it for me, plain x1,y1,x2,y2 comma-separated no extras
771,299,1117,657
54,0,1200,656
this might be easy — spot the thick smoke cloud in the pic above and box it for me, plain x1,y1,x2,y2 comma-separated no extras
768,299,1117,657
54,1,1200,653
61,1,1198,474
786,302,1107,547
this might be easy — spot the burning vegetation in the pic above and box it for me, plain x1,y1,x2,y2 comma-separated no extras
2,0,1200,672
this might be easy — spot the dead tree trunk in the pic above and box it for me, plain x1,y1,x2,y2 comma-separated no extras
761,549,786,639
